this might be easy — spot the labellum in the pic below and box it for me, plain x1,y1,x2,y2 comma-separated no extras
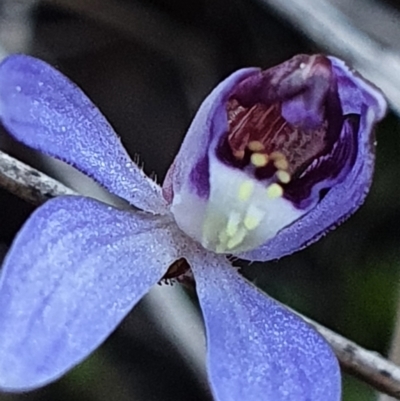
166,54,386,256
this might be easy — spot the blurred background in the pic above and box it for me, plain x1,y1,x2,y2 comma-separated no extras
0,0,399,400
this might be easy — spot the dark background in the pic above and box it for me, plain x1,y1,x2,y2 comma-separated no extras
0,1,399,400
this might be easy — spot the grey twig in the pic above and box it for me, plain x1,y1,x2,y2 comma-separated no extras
300,313,400,399
0,149,76,203
0,148,400,398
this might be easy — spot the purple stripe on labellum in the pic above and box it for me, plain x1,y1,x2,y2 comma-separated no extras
189,155,210,199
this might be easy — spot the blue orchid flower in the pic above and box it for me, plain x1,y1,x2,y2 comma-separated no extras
0,54,386,400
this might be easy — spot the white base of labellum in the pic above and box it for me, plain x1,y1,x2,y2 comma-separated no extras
202,161,305,253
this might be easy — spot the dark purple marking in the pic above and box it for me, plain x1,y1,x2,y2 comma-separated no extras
215,54,360,208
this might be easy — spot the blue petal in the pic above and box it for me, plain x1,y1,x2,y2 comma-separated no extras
0,196,182,391
0,55,166,214
190,252,341,401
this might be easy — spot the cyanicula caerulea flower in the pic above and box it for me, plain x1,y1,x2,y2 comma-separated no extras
0,54,386,400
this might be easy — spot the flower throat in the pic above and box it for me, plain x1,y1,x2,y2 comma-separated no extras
226,98,329,181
